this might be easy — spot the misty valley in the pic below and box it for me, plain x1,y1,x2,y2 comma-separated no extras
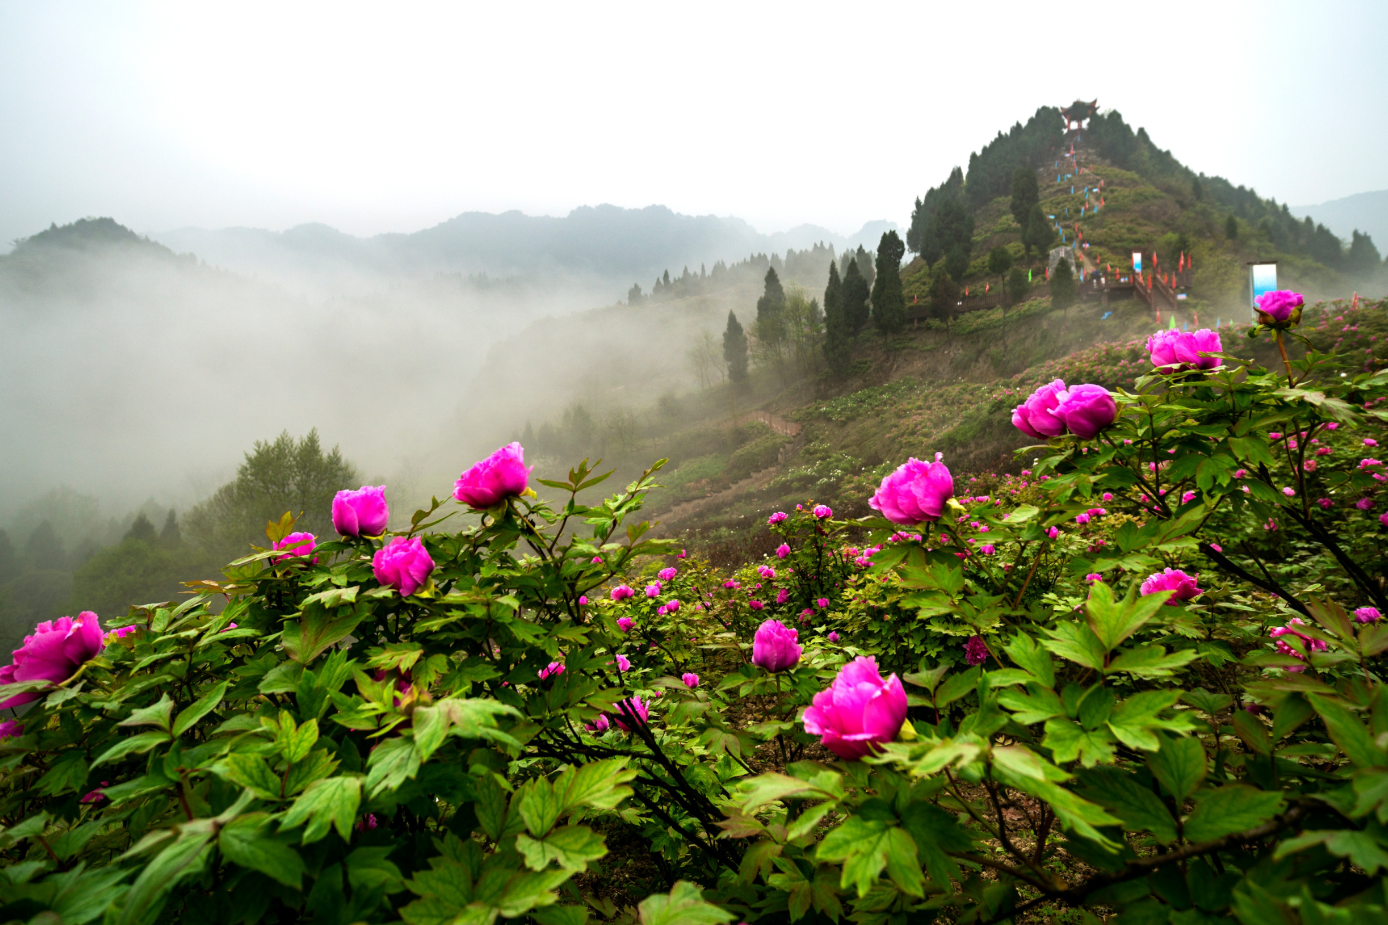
4,101,1388,925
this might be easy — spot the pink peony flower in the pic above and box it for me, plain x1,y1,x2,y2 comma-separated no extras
751,619,802,672
105,625,138,643
612,695,650,732
1271,617,1327,667
332,485,389,536
1076,513,1091,525
578,595,588,605
617,616,634,632
768,512,788,525
371,536,434,597
585,715,610,734
453,442,532,509
1140,568,1202,604
538,662,565,680
272,531,318,564
665,599,680,613
610,585,635,601
776,588,789,604
1358,498,1375,511
776,543,790,559
658,567,678,581
1012,379,1068,439
1254,290,1304,325
1085,573,1103,583
758,566,776,580
1147,329,1223,372
80,782,111,804
980,544,996,555
1380,513,1388,527
1354,607,1382,624
1182,491,1197,503
801,656,908,760
1102,492,1113,501
813,504,833,519
815,598,829,609
1047,527,1060,539
827,631,840,642
1054,384,1118,439
964,635,989,666
749,600,764,611
613,654,631,672
1367,439,1380,448
0,612,106,708
645,583,661,598
869,455,955,526
682,672,700,688
0,720,23,739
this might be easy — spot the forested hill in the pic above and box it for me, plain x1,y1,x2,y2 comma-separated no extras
904,106,1386,305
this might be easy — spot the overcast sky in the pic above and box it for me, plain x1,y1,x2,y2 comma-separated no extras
1,0,1384,250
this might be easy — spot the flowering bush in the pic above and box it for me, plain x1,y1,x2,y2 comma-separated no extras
3,298,1388,925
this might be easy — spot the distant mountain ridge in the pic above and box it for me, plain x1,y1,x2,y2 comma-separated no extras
1292,190,1388,253
150,205,898,300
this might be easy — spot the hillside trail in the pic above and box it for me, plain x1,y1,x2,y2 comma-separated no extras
659,410,805,527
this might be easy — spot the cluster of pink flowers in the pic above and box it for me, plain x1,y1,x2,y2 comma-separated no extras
1012,379,1118,440
1270,618,1327,670
1147,329,1223,372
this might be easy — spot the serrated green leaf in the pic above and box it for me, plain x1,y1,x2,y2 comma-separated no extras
637,880,734,925
516,825,608,872
223,753,284,801
118,695,174,733
816,816,923,898
1147,735,1207,802
1077,767,1179,844
219,813,305,888
1086,581,1170,651
281,775,362,844
1183,786,1284,842
1040,621,1106,671
1002,633,1055,687
935,667,980,708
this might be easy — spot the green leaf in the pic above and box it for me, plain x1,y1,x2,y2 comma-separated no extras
118,828,214,925
1183,786,1284,843
36,753,89,797
1076,768,1179,844
734,772,838,812
816,816,923,898
282,603,365,665
1104,646,1199,678
1309,694,1385,768
281,775,363,844
935,667,980,708
92,730,172,769
1040,621,1106,671
1146,734,1207,802
1275,829,1388,874
516,825,608,872
1043,718,1116,767
1002,633,1054,687
223,753,285,801
637,880,735,925
118,694,174,733
556,758,639,814
219,813,305,888
1086,581,1169,651
1107,690,1191,752
1233,711,1271,756
365,736,421,798
346,845,405,894
519,779,562,837
173,681,228,737
997,685,1064,725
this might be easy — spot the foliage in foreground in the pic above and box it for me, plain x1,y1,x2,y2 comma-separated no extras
3,304,1388,924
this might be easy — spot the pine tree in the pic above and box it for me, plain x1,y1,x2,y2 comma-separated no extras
823,261,850,374
1225,214,1239,241
1010,167,1039,226
870,231,907,335
160,510,182,547
1049,256,1076,312
840,259,870,335
627,283,643,305
1025,203,1055,259
756,267,786,346
854,245,876,292
124,513,157,544
930,272,960,339
1005,267,1029,306
723,311,749,386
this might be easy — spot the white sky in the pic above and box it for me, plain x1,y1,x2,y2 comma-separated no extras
1,0,1385,249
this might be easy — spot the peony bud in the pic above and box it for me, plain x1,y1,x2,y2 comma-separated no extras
681,672,700,688
751,619,801,672
1254,290,1304,326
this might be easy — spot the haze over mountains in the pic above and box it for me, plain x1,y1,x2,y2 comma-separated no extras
149,205,899,301
1292,190,1388,258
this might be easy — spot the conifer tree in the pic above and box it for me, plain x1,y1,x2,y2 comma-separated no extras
1024,203,1055,259
930,272,960,340
840,259,870,336
723,311,749,386
822,261,850,374
1010,167,1039,226
1049,256,1076,312
1225,214,1239,241
870,231,907,335
755,267,786,346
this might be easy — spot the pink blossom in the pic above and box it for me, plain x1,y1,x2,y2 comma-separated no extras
752,619,801,672
1,612,107,708
80,782,111,804
1139,568,1203,604
585,715,610,734
1054,384,1118,438
802,656,908,760
613,654,631,672
815,598,829,609
1271,617,1327,667
776,543,790,559
658,567,678,581
964,635,989,666
1317,498,1334,509
272,531,318,563
1182,491,1197,503
1234,469,1248,478
1147,328,1223,371
1282,487,1296,497
1085,573,1103,583
610,585,635,601
371,537,435,596
1012,379,1067,439
827,631,840,642
768,512,788,525
453,442,532,508
758,566,776,580
612,696,650,732
682,672,700,688
617,616,634,633
749,600,764,611
332,485,390,537
813,504,833,519
1254,290,1304,325
1358,498,1375,511
105,625,138,643
0,720,24,739
1354,607,1382,624
980,544,996,555
538,662,565,680
1046,527,1060,539
1101,492,1113,502
776,588,789,604
1076,513,1091,525
578,595,588,605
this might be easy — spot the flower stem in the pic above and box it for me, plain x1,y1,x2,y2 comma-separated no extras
1276,331,1296,386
